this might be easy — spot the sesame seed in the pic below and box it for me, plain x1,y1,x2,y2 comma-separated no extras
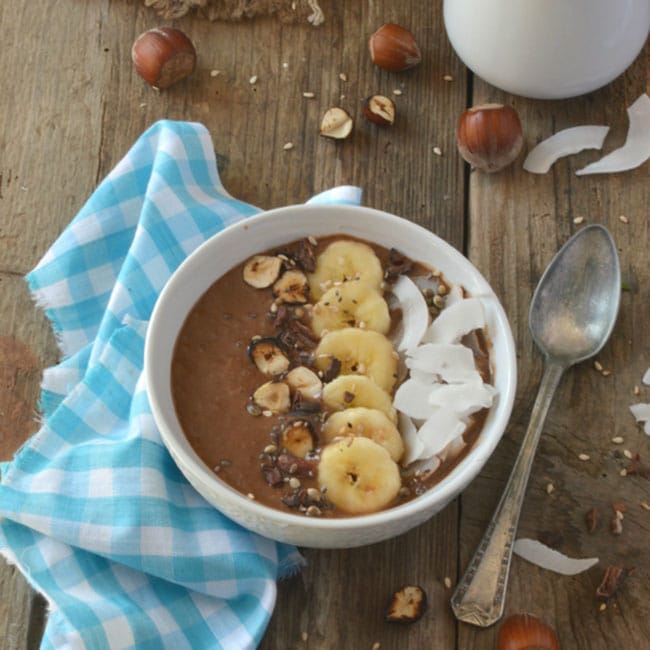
262,410,273,417
301,631,309,642
601,370,611,377
210,69,220,77
433,146,443,156
444,576,452,589
546,482,555,495
573,216,585,224
306,505,322,516
578,453,590,461
308,235,318,246
392,88,403,96
594,361,603,372
289,477,301,489
433,295,446,309
618,215,629,224
437,283,448,296
249,75,258,84
339,72,348,81
620,468,628,477
302,91,315,98
640,501,650,511
599,603,607,612
283,142,295,151
634,385,641,396
624,449,633,459
611,436,624,444
372,643,381,650
443,74,454,82
247,492,256,500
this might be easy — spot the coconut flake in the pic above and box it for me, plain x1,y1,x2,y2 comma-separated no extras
524,125,609,174
416,410,466,458
427,378,496,419
422,297,486,344
576,93,650,175
436,435,466,463
444,284,464,307
390,275,430,352
399,413,424,466
630,403,650,435
642,368,650,386
513,538,599,576
394,378,437,420
406,343,481,384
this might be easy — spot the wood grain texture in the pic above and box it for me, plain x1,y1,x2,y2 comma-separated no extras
461,46,650,650
1,0,648,648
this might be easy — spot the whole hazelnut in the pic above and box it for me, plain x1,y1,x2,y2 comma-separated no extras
456,104,523,172
497,613,559,650
369,23,421,72
363,95,396,126
131,27,197,89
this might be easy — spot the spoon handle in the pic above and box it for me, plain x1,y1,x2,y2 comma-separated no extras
450,360,565,627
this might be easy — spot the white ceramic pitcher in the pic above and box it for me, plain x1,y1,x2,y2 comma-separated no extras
443,0,650,99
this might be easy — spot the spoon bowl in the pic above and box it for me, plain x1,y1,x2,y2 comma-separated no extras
451,224,620,626
530,225,621,364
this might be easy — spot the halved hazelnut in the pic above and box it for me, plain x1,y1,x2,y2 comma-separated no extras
285,366,323,401
247,337,290,375
252,381,291,414
363,95,396,126
243,255,283,288
280,420,316,458
273,269,310,304
320,107,354,140
385,585,427,624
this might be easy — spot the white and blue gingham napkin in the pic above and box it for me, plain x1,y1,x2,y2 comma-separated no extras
0,120,362,649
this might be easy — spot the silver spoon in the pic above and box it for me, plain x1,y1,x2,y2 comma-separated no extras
450,224,621,627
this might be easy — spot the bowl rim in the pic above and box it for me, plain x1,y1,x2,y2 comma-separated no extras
144,203,517,532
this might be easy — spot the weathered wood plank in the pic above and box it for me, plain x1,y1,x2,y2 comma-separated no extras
2,1,648,648
460,45,650,649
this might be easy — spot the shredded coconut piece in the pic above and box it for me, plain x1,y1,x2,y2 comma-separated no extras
306,0,325,25
524,125,609,174
576,93,650,175
513,538,599,575
422,297,486,344
630,403,650,434
390,275,430,352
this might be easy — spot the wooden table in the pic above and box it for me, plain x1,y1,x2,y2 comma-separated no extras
1,2,648,648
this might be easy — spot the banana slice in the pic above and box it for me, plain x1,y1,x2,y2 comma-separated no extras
310,280,391,337
322,375,397,423
315,328,398,393
318,436,401,514
308,240,384,300
321,407,404,462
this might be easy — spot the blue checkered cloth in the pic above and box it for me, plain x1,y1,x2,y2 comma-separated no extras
0,120,362,649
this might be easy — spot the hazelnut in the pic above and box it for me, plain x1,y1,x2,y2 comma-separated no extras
131,27,196,89
497,613,559,650
369,23,421,72
456,104,524,172
363,95,396,126
320,107,354,140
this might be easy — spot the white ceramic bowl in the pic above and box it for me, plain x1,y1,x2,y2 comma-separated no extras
145,204,517,548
